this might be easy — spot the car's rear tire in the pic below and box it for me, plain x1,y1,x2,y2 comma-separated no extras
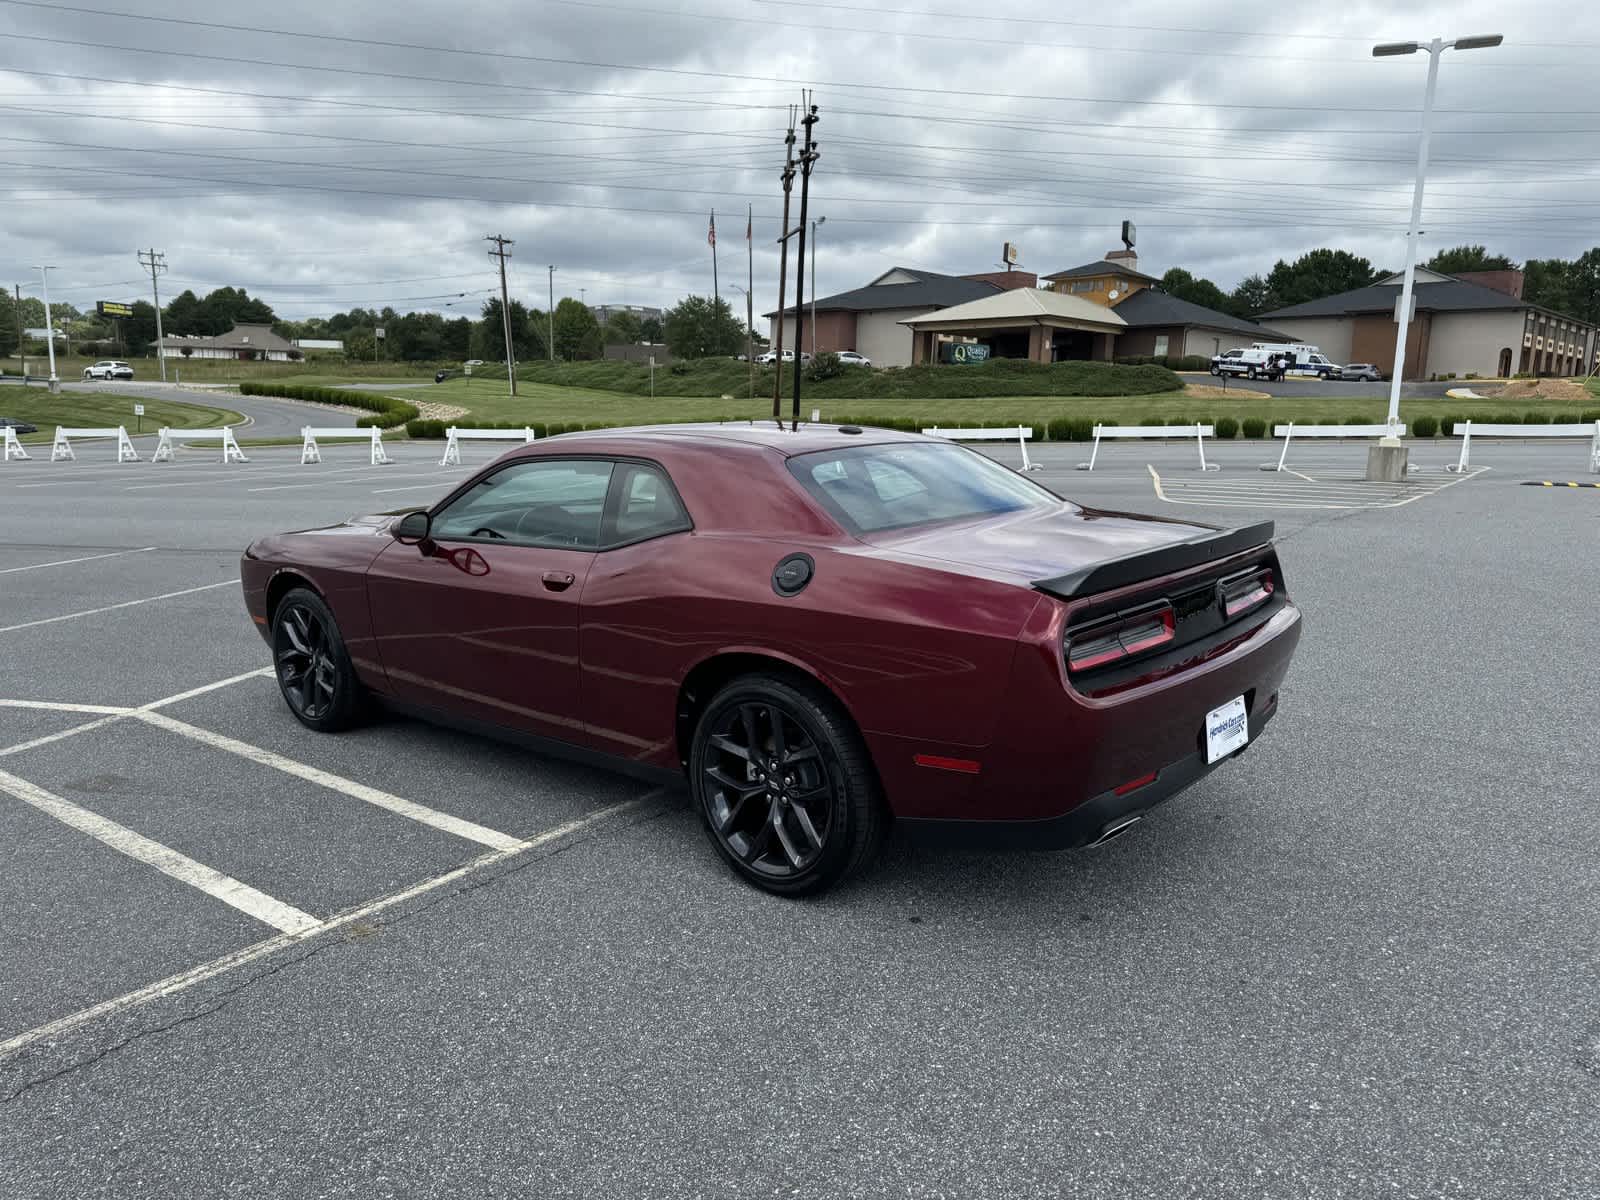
270,587,365,732
1247,366,1258,379
690,673,887,897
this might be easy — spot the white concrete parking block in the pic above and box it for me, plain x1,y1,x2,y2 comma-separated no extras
0,766,320,935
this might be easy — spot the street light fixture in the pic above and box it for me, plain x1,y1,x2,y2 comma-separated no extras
1373,33,1503,449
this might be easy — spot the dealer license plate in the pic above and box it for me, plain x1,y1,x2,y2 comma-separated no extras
1205,696,1249,764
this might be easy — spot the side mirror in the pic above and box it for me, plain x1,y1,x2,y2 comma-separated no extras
393,510,432,545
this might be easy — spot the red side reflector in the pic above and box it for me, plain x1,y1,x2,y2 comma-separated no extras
251,614,268,626
913,754,982,775
1114,771,1158,796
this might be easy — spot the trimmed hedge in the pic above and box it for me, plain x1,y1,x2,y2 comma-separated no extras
1214,416,1239,439
513,356,1184,399
1114,354,1212,372
239,380,418,428
1410,415,1438,438
1241,417,1266,439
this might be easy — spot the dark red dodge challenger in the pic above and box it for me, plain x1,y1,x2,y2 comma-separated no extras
241,423,1301,895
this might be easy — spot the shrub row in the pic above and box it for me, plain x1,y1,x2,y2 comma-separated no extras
239,380,419,428
400,409,1600,442
1114,354,1213,372
514,356,1185,399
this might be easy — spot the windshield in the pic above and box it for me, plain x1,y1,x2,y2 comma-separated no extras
788,441,1058,535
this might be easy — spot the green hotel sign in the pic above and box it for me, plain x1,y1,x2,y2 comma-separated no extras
941,342,991,365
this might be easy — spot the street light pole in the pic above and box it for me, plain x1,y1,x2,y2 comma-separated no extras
1374,33,1503,438
32,265,58,387
810,215,825,358
547,265,556,362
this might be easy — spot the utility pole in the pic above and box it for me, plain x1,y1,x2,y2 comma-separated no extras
32,264,58,388
486,234,517,396
771,107,798,421
709,209,720,308
547,265,556,362
791,95,820,430
138,248,168,382
810,215,826,358
747,203,755,400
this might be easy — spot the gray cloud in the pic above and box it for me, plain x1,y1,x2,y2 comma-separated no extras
2,0,1594,318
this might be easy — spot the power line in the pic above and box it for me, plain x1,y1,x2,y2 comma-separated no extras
0,20,1592,114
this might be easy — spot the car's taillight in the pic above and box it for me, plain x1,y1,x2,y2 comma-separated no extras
1065,603,1176,674
1218,567,1276,620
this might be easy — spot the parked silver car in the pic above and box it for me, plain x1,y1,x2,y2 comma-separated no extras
1341,363,1383,382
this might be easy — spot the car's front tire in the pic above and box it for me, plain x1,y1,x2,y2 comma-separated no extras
690,673,887,897
270,586,366,732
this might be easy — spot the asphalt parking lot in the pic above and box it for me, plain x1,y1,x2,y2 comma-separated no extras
2,432,1597,1198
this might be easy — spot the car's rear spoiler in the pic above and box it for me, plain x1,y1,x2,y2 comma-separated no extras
1033,520,1275,601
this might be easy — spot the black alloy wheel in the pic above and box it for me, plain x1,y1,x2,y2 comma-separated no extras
271,587,364,732
691,674,886,897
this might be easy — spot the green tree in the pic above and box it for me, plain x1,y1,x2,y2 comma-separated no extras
1523,258,1573,318
1159,268,1234,315
639,315,664,343
1425,245,1516,275
1264,249,1376,308
122,300,159,356
553,297,602,360
1229,274,1277,317
163,289,203,335
663,295,743,359
0,287,16,357
476,297,530,363
602,309,643,345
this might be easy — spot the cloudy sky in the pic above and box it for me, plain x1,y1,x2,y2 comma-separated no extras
2,0,1595,321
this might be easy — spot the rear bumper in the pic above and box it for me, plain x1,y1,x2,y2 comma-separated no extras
898,690,1279,851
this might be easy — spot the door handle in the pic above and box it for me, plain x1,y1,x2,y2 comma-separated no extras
541,570,576,591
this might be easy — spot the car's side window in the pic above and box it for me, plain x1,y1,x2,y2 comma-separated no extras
605,462,691,546
431,459,614,549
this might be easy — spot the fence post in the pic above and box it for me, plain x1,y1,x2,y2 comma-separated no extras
1276,422,1293,472
440,428,461,467
300,426,321,465
369,427,391,466
50,427,75,461
1589,420,1600,474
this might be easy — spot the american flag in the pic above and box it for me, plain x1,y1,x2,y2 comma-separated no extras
707,212,716,248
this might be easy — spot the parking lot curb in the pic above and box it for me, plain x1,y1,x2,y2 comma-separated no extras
1520,480,1600,488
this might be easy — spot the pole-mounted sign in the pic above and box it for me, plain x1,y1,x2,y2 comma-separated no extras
97,301,134,318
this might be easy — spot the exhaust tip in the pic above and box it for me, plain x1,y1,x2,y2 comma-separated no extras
1088,814,1143,848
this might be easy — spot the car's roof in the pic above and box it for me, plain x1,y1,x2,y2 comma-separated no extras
549,421,926,456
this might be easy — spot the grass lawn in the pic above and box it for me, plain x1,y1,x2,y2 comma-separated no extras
0,391,244,443
329,375,1599,432
7,354,436,386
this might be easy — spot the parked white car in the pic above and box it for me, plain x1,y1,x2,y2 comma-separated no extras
755,349,811,365
835,350,872,367
83,360,135,380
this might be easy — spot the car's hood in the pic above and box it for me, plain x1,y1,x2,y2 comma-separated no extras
860,503,1232,588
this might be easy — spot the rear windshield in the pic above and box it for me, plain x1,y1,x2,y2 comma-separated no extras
788,441,1057,535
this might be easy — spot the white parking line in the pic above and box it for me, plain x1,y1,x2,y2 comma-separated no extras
246,469,456,494
0,794,654,1061
0,698,133,715
0,766,320,935
371,482,462,495
0,547,156,574
0,579,237,635
134,710,525,851
0,715,123,760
